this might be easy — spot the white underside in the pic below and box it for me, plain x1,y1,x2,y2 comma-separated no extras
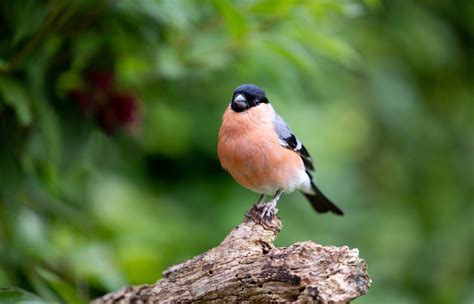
247,170,315,195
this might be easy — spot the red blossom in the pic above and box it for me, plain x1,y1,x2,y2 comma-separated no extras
112,94,137,124
70,69,139,134
86,70,115,92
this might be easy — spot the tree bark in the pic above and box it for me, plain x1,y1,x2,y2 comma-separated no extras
93,205,371,303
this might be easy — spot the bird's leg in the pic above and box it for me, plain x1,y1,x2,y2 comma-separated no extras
261,189,283,219
255,194,266,206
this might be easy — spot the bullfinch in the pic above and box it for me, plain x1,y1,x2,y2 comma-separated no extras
217,84,343,218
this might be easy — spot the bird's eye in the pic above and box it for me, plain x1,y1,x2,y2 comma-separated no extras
254,99,260,105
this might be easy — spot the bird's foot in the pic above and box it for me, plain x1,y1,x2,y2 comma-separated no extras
260,200,278,219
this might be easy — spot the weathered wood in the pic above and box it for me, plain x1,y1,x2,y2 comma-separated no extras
93,205,371,303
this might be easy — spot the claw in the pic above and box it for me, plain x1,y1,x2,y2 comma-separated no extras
261,200,278,219
258,190,283,219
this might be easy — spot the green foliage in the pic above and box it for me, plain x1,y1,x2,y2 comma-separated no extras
0,287,48,304
1,0,473,303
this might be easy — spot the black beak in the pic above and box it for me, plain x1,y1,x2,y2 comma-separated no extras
231,94,247,112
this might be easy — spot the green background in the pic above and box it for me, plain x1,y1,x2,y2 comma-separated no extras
0,1,473,303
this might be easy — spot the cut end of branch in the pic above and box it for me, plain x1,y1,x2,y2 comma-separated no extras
245,203,282,231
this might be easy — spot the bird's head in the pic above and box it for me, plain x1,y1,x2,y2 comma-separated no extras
231,84,269,112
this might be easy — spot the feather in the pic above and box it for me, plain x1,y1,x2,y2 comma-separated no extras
273,114,314,171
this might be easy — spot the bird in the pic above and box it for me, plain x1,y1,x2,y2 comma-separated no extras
217,84,343,218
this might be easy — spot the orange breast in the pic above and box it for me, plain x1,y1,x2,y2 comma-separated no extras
217,104,305,194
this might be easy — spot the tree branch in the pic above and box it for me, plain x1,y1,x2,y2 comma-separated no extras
93,205,371,303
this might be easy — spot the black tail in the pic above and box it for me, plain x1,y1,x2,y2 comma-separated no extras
302,183,344,216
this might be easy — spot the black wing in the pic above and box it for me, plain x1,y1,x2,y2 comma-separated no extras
273,114,314,171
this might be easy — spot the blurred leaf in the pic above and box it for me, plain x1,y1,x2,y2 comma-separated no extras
0,287,47,304
0,59,7,72
364,0,381,9
8,1,47,45
142,102,191,156
56,71,84,97
70,243,126,291
116,55,150,87
301,31,360,67
186,33,231,71
27,63,62,170
258,35,317,72
155,47,185,79
0,76,32,126
36,268,85,304
15,208,48,259
214,0,248,38
250,0,297,16
71,32,103,70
